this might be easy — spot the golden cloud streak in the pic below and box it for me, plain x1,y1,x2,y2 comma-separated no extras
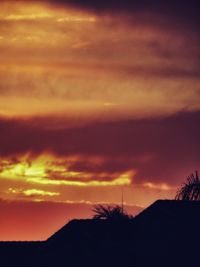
23,189,60,197
3,13,96,22
142,182,174,191
8,187,60,197
27,173,131,187
0,154,132,187
0,2,96,23
4,13,52,21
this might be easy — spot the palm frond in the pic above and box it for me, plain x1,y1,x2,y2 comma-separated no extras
92,204,131,220
175,171,200,200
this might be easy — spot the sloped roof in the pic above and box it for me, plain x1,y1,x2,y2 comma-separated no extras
135,199,200,221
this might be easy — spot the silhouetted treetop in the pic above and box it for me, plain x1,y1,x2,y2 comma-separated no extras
92,204,132,220
175,171,200,200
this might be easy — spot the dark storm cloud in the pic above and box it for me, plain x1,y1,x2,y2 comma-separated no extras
0,111,199,185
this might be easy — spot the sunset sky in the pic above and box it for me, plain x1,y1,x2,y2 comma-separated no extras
0,0,199,240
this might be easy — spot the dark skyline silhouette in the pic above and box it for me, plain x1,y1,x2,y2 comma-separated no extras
1,199,200,267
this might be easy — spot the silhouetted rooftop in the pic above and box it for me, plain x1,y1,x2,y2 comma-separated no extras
135,199,200,221
2,200,200,267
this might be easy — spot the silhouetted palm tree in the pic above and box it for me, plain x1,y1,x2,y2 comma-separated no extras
175,171,200,200
92,204,131,220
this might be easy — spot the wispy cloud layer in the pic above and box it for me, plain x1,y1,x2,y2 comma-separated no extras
0,1,199,118
0,112,199,186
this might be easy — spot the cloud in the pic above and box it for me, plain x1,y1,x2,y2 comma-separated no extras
8,187,60,197
0,111,199,185
44,0,199,15
0,1,199,121
0,154,132,187
2,1,199,35
44,0,200,31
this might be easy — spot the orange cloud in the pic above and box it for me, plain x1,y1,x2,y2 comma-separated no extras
0,1,199,119
8,187,60,197
0,154,132,186
142,182,174,191
0,150,178,208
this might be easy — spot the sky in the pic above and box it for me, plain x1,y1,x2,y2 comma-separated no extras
0,0,199,240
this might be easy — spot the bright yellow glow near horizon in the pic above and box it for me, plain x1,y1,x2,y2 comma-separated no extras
0,154,132,187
